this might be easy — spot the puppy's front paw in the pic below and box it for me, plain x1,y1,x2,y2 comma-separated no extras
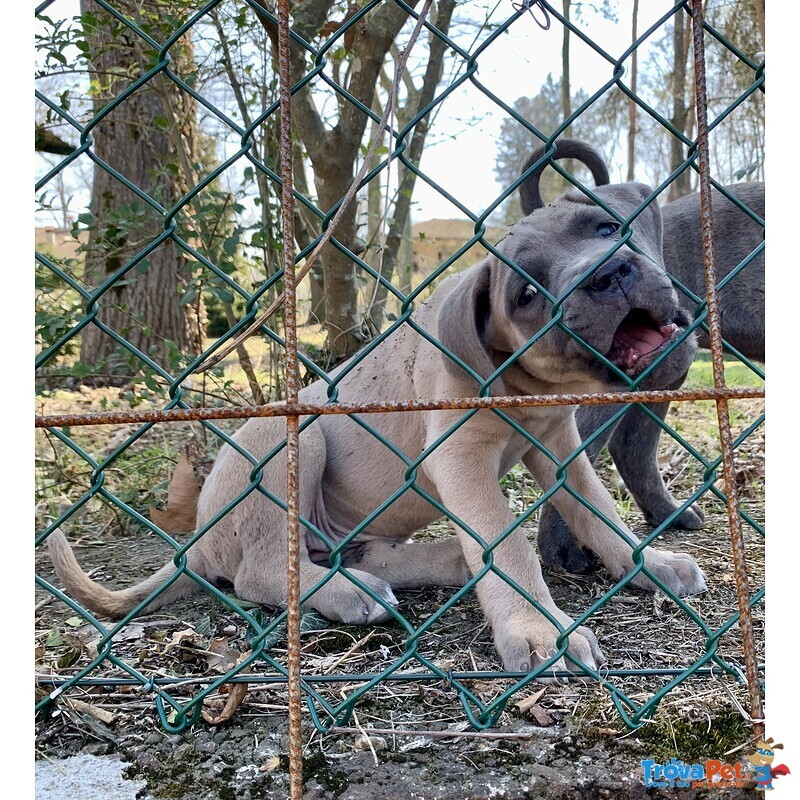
493,609,605,678
312,569,398,625
627,548,707,596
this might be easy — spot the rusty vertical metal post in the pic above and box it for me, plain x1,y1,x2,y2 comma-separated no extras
690,0,764,738
276,0,303,795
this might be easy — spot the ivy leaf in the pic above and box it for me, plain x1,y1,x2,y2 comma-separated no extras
222,234,240,257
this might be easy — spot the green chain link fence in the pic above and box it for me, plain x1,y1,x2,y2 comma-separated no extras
35,0,764,738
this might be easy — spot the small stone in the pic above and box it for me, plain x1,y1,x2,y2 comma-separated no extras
197,740,218,755
302,781,328,800
354,735,387,752
173,743,195,761
135,751,165,772
81,743,111,756
235,764,261,784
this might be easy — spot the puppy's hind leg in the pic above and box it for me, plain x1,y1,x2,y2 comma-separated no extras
224,420,398,626
608,398,704,531
342,537,472,589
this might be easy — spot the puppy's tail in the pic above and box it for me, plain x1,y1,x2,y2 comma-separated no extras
46,528,203,619
519,138,611,215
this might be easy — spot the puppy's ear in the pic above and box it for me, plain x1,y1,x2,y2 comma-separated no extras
605,183,664,263
437,260,503,392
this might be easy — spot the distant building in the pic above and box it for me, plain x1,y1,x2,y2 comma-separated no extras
35,227,88,260
411,219,507,274
36,221,506,279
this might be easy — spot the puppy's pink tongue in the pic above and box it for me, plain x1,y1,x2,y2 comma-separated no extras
613,321,673,356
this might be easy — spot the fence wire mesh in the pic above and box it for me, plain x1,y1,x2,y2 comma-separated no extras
35,0,765,773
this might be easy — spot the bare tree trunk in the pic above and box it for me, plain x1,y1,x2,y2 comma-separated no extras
79,0,199,372
314,155,365,361
667,7,692,201
754,0,765,48
256,0,419,364
366,0,456,332
222,303,266,404
366,166,383,269
626,0,639,182
292,142,325,325
398,214,413,295
364,103,386,326
561,0,572,135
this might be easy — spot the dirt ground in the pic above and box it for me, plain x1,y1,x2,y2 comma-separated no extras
34,390,765,799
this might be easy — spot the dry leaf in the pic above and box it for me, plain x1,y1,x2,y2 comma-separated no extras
201,682,249,726
593,727,621,737
206,637,242,674
469,681,498,701
163,628,198,652
184,436,214,485
260,756,281,773
149,453,200,533
65,697,116,725
57,647,82,669
514,687,547,714
527,706,554,726
114,623,146,642
201,650,251,725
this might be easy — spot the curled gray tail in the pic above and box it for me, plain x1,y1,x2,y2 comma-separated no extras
519,138,611,215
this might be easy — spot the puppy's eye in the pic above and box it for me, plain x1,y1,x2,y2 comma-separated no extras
597,221,621,237
518,284,538,307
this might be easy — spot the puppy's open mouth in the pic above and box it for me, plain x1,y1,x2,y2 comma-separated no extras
607,309,682,375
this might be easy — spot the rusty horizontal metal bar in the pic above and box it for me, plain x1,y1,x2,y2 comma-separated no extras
35,385,763,429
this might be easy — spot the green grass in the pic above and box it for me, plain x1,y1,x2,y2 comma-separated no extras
684,354,764,390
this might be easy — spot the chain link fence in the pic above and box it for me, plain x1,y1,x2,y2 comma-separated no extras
35,0,765,788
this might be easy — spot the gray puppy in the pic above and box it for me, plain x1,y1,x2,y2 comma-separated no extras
48,154,706,674
522,140,765,574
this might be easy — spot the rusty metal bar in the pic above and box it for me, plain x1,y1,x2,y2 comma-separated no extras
275,0,303,795
691,0,764,738
34,385,763,429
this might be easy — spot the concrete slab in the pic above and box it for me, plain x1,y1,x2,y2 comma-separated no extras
35,754,150,800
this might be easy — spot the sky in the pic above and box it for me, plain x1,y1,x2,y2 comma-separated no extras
410,0,666,220
35,0,673,227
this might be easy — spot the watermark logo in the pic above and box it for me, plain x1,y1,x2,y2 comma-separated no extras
641,738,790,791
747,738,791,792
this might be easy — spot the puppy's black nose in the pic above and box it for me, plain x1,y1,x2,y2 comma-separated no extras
588,258,637,294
